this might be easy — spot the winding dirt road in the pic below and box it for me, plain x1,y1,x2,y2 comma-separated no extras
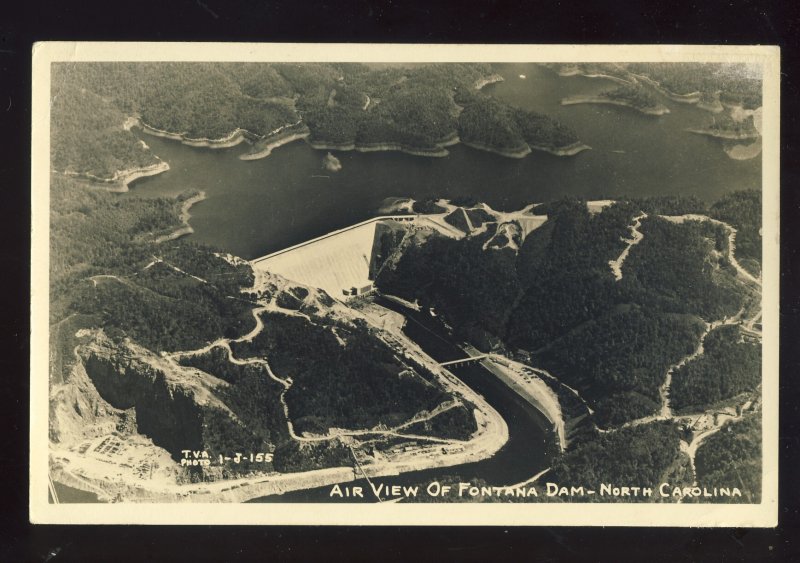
608,212,647,281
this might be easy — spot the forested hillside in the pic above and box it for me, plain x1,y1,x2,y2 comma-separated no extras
49,173,458,478
50,174,256,352
669,325,761,413
625,62,762,109
693,414,762,502
538,308,704,426
458,97,579,154
70,249,256,352
709,190,762,276
548,422,683,501
601,83,664,111
231,312,448,434
378,193,759,426
50,80,159,179
621,217,744,320
51,62,586,181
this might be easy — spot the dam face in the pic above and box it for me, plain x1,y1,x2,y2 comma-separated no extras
251,217,412,299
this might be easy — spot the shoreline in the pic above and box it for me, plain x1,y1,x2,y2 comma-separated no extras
139,118,308,153
182,130,250,149
140,119,253,149
626,72,702,104
67,160,171,193
136,115,587,162
308,132,459,158
462,139,590,159
686,128,761,141
528,141,592,156
725,141,762,161
555,66,583,77
482,353,566,451
474,73,505,90
154,190,207,244
696,98,725,114
580,73,634,85
460,140,531,159
554,66,634,86
240,128,311,160
561,95,670,116
119,161,171,190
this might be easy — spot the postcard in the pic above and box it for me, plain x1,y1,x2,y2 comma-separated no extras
30,42,779,525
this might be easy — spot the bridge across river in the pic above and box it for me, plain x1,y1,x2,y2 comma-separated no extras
440,355,487,368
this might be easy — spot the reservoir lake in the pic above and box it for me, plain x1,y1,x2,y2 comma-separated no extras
126,63,761,260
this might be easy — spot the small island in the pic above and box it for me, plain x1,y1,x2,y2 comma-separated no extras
322,152,342,172
561,84,670,116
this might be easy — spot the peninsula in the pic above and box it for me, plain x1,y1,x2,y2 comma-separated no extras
561,84,670,116
51,61,589,187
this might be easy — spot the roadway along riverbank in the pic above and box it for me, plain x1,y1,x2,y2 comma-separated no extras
255,297,556,502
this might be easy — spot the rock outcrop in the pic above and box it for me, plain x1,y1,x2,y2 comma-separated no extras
77,333,231,460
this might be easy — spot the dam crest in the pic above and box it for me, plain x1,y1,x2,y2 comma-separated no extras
251,216,416,299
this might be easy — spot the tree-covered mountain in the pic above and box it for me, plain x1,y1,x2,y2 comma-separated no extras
49,172,462,480
50,75,159,179
625,62,762,109
548,422,683,500
377,194,759,426
693,414,762,502
669,325,761,413
709,190,762,276
459,97,579,154
51,62,586,182
230,312,449,435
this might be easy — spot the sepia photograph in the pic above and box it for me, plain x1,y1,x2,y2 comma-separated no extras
29,43,779,526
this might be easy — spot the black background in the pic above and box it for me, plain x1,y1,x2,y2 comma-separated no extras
1,0,798,561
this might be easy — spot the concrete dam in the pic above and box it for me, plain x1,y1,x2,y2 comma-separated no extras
251,216,415,299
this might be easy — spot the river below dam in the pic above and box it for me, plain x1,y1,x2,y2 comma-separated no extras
251,296,556,503
125,63,760,260
54,295,556,504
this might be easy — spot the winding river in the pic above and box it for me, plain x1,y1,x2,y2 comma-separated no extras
251,296,556,503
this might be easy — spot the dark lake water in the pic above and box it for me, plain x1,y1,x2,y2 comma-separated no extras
126,63,760,260
252,297,555,503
